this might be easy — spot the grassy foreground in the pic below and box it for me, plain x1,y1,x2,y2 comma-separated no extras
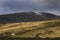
0,20,60,38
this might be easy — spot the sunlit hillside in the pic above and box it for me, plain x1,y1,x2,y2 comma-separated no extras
0,20,60,38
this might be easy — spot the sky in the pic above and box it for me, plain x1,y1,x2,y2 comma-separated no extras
0,0,60,15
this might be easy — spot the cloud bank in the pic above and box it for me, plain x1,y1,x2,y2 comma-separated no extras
0,0,60,15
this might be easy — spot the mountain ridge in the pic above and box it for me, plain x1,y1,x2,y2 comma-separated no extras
0,11,60,24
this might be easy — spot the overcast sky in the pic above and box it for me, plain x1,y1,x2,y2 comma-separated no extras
0,0,60,15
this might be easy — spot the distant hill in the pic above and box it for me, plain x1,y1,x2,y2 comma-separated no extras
0,11,60,24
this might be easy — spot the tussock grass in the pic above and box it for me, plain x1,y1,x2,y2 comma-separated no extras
0,20,60,38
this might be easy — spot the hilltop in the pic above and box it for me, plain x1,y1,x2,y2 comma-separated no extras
0,11,60,24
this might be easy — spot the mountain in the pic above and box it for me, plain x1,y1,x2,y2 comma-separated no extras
0,11,60,24
35,12,60,20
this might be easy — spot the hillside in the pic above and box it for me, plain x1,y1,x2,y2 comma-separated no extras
0,12,60,38
0,12,60,24
0,20,60,38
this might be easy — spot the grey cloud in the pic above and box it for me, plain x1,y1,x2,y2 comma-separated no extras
32,0,60,9
0,0,35,14
0,0,60,15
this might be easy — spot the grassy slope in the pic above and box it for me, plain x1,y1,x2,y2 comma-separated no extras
0,20,60,38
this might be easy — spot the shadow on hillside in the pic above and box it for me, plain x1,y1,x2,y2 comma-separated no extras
0,12,60,24
0,16,59,24
0,17,51,24
0,17,45,24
